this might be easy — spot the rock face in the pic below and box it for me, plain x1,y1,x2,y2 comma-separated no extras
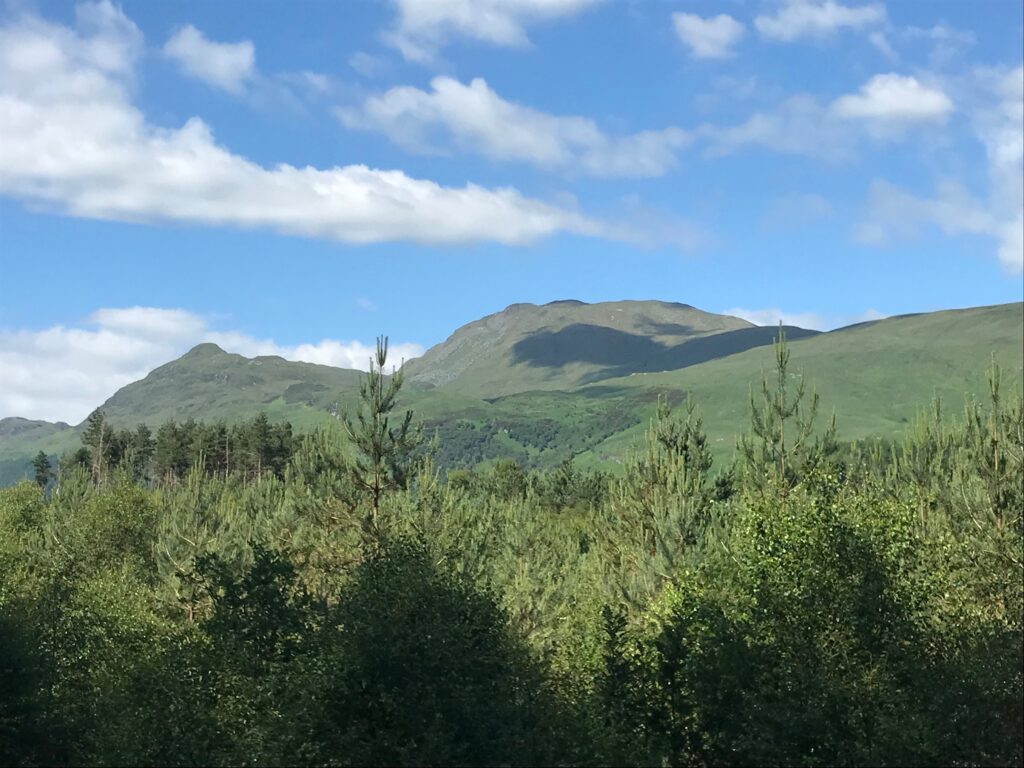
404,299,817,397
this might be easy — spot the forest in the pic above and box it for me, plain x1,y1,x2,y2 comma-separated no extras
1,337,1021,766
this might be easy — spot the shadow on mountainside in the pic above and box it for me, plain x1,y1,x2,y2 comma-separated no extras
510,323,820,385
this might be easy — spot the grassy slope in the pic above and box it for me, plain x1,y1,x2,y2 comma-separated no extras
577,302,1024,468
404,299,766,396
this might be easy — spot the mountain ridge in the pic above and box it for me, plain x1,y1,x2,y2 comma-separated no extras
404,299,784,395
1,300,1020,484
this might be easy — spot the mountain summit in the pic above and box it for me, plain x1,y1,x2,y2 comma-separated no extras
405,300,817,396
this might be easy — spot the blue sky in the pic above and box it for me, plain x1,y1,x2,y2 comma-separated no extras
0,0,1021,422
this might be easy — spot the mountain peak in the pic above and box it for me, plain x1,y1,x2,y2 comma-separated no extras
182,342,227,358
544,299,586,307
406,299,769,395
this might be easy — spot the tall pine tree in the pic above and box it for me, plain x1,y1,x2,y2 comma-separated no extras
341,336,422,546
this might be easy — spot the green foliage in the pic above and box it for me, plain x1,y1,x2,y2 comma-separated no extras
298,538,584,765
0,346,1020,766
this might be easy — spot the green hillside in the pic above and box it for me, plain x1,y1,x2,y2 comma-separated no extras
0,346,366,484
578,302,1024,466
97,343,366,427
405,299,818,396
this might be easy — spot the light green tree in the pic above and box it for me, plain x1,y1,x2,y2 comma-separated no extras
739,327,835,494
341,336,422,546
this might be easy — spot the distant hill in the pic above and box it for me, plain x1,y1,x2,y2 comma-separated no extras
0,417,72,441
97,342,365,428
405,299,819,396
0,345,366,485
0,300,1020,485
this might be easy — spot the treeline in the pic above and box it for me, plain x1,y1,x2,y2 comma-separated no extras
37,411,297,486
2,337,1021,766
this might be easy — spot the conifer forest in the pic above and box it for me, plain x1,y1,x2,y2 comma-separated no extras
2,336,1021,766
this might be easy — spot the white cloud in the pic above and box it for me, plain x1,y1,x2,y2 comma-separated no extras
858,66,1023,275
163,25,332,106
338,76,688,177
755,0,885,43
702,95,856,160
0,2,597,246
704,75,954,159
384,0,603,62
832,74,953,123
968,66,1023,216
672,12,745,60
0,307,425,424
163,25,255,94
725,307,886,331
859,180,1022,275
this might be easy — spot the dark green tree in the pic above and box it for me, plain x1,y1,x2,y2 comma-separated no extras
81,408,114,484
31,451,52,489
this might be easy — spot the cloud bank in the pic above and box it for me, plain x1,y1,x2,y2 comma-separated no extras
0,307,424,424
0,2,597,247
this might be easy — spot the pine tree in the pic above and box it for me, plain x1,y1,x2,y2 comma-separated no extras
739,326,835,494
609,395,714,607
341,336,422,546
31,451,52,489
81,408,113,484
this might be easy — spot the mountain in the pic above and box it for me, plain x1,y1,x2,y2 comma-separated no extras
0,345,368,485
405,300,819,396
0,417,72,441
0,300,1021,485
97,342,365,428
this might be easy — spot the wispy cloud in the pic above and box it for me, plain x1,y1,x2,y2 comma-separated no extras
755,0,886,43
702,73,953,159
383,0,603,63
858,66,1023,274
338,76,688,178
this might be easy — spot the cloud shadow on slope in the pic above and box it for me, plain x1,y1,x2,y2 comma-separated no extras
509,323,820,385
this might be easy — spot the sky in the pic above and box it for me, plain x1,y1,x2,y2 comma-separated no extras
0,0,1022,423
